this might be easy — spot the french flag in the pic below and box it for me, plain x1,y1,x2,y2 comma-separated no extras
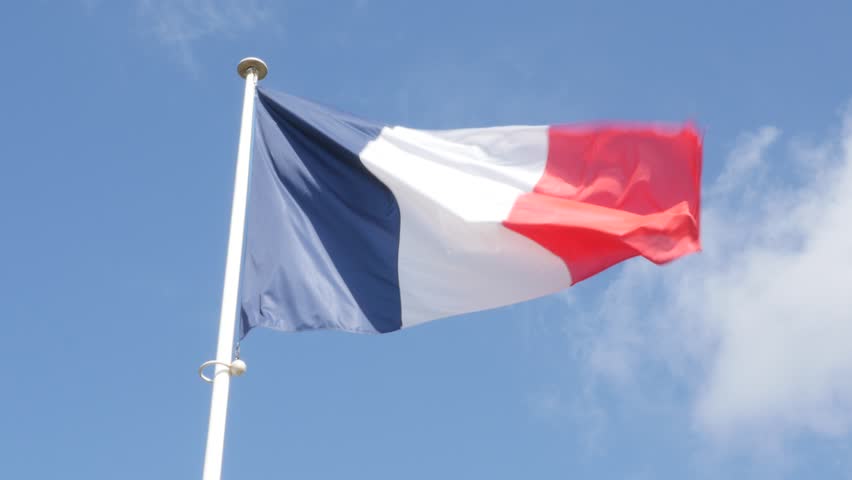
239,88,702,335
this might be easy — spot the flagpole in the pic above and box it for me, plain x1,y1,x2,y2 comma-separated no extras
201,57,268,480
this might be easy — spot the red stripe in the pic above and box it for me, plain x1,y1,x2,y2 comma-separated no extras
503,124,702,284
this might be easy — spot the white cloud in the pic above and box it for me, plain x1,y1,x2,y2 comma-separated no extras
711,125,780,195
135,0,270,70
576,103,852,444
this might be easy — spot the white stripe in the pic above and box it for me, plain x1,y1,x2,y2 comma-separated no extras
359,126,572,328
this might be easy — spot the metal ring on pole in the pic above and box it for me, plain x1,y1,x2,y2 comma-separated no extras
198,359,248,383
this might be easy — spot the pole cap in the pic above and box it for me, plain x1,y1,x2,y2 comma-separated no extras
238,57,268,80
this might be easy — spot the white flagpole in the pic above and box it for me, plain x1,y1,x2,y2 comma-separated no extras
201,57,268,480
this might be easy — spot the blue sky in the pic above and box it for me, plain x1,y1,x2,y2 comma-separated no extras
3,1,852,478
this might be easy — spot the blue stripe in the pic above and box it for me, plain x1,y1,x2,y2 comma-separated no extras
239,88,402,335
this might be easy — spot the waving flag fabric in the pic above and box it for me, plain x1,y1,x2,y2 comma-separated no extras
239,88,702,336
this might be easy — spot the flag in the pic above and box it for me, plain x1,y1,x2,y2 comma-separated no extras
238,88,702,336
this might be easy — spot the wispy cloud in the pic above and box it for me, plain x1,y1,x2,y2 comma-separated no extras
712,126,781,196
135,0,270,70
568,102,852,448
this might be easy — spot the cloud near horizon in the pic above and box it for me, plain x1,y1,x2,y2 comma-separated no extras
575,102,852,444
